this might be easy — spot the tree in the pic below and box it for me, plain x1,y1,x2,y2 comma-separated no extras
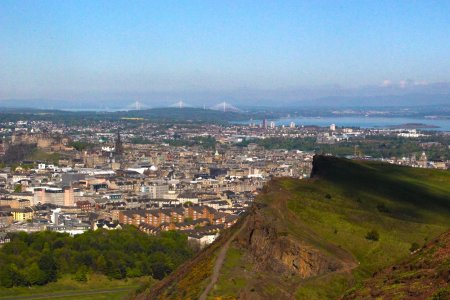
126,266,143,278
69,141,91,151
38,253,57,283
0,226,194,287
0,265,15,287
183,201,193,208
151,261,172,280
14,184,22,193
26,263,46,285
73,266,88,282
94,255,107,273
0,263,24,287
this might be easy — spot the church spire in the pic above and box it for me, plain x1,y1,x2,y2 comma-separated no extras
115,130,123,156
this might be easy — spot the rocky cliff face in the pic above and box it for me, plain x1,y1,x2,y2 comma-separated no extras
236,204,342,280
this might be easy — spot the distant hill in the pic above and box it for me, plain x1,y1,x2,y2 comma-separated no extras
296,93,450,107
2,91,450,110
138,156,450,299
0,107,257,124
111,107,251,122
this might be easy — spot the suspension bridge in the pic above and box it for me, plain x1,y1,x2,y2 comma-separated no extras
169,100,193,108
210,101,241,112
122,101,151,111
120,100,241,112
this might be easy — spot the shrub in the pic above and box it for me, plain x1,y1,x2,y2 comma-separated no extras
409,242,420,252
366,229,379,241
73,266,88,282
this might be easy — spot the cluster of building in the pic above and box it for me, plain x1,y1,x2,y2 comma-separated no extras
0,120,316,247
0,117,448,247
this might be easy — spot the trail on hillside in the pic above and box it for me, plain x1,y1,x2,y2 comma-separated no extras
199,218,248,300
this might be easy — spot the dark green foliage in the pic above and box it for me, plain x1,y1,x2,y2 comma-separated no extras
68,141,93,151
325,193,332,199
26,263,47,285
73,266,88,282
409,242,421,252
38,252,57,283
366,229,380,241
0,227,193,287
0,264,24,287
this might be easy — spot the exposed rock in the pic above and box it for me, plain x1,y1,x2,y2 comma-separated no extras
236,203,342,280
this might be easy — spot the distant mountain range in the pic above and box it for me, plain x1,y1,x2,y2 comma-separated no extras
296,93,450,107
1,92,449,110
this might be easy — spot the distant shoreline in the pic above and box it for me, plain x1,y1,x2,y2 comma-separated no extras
385,123,440,129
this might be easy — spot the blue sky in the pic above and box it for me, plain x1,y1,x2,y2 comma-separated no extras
1,0,450,104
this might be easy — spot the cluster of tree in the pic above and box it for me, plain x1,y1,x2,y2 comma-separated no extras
0,227,193,287
1,143,37,164
68,141,94,151
237,136,449,160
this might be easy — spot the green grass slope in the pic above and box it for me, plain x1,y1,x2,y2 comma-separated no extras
212,156,450,299
287,156,450,298
344,229,450,299
139,156,450,299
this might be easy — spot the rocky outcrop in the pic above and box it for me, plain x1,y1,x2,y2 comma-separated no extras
236,204,342,279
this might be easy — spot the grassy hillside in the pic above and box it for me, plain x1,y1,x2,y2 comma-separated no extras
285,156,450,298
344,230,450,299
140,156,450,300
